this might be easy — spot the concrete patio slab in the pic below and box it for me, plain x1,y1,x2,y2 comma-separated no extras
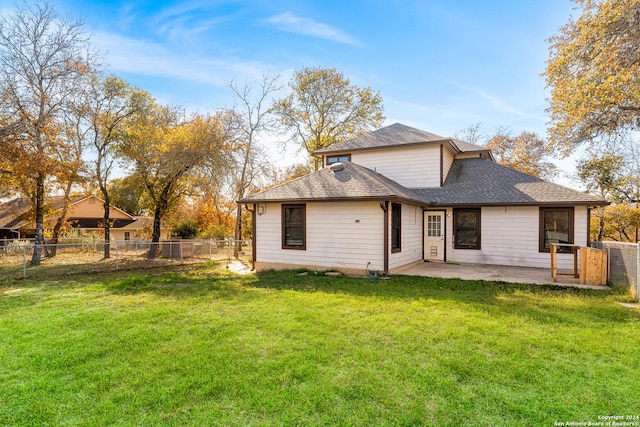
394,261,610,290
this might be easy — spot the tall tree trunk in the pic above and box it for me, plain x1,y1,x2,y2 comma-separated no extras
597,212,605,241
49,181,74,258
102,193,111,258
233,204,243,258
30,174,45,266
148,195,168,259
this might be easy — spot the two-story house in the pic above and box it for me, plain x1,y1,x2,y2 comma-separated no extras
238,123,607,275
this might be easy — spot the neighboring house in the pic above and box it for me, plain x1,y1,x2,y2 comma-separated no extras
238,123,608,275
0,195,170,241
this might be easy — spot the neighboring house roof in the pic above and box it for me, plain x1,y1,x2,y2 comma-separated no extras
66,218,138,229
240,158,607,207
239,161,429,206
312,123,490,156
415,158,606,206
0,196,68,229
0,195,144,230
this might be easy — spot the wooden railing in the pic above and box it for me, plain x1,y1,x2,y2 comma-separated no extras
550,243,607,286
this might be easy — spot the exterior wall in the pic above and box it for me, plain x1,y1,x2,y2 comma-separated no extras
442,145,455,184
68,197,132,219
445,205,589,270
350,145,441,188
389,204,424,270
255,201,385,273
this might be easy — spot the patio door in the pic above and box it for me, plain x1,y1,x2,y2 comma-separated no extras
424,211,445,262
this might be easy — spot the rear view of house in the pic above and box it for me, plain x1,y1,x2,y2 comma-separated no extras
239,123,607,275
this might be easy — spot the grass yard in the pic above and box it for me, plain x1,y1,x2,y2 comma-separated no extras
1,263,639,426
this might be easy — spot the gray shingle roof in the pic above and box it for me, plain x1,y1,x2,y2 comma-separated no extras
313,123,488,155
239,161,428,205
450,138,488,153
415,157,605,206
0,197,67,229
240,158,606,207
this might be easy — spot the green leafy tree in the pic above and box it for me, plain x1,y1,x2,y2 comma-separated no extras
545,0,640,152
171,218,199,239
273,66,385,169
576,152,625,240
108,175,149,217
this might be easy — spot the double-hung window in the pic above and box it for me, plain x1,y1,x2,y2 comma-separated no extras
282,204,306,249
391,203,401,252
539,207,574,252
454,208,481,249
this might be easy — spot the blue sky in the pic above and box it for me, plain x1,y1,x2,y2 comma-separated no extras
5,0,580,178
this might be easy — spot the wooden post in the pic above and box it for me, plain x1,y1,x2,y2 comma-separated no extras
551,244,557,281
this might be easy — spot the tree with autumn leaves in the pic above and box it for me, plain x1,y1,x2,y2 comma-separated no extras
545,0,640,151
119,103,233,257
0,2,97,265
455,123,558,180
546,0,640,242
273,66,385,169
0,0,386,255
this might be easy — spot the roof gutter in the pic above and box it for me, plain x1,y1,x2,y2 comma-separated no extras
244,203,256,271
425,200,610,208
380,201,389,275
238,196,431,208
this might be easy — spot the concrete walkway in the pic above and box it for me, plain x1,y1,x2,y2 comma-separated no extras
394,261,610,290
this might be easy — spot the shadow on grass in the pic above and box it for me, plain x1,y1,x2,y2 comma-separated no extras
251,269,637,327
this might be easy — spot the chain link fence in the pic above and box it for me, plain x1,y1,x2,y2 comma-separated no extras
0,239,252,282
591,241,640,301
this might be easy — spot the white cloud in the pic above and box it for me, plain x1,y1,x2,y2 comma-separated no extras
92,31,271,86
263,12,363,47
450,81,547,122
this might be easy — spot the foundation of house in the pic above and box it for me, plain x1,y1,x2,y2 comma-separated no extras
393,261,611,290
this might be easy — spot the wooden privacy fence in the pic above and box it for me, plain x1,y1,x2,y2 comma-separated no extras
550,244,608,286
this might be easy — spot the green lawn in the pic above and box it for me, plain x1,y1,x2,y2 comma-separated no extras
1,264,639,426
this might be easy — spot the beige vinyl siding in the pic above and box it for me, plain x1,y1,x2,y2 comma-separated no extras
389,204,423,270
447,206,589,270
68,197,132,219
442,146,455,184
350,145,441,188
256,201,385,272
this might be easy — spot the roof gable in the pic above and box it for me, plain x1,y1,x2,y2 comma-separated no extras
313,123,489,155
69,195,135,220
